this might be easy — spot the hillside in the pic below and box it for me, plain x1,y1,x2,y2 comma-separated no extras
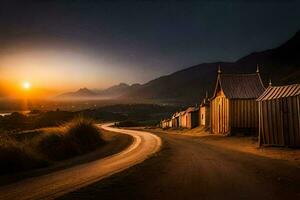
97,83,141,98
57,88,97,99
121,31,300,104
57,83,141,100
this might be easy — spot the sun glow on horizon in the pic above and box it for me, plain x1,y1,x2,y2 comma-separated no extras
22,81,31,90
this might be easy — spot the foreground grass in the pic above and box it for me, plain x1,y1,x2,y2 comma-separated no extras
0,118,105,175
0,135,48,174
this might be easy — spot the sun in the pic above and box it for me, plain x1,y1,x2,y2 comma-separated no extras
22,81,31,90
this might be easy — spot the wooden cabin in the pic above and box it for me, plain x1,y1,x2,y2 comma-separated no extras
161,119,169,129
199,94,210,127
210,66,265,135
171,112,180,128
185,107,199,129
168,119,172,128
179,111,187,128
257,84,300,147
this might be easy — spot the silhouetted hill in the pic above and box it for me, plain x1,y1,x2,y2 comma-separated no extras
57,88,97,99
97,83,141,98
122,31,300,104
57,83,142,100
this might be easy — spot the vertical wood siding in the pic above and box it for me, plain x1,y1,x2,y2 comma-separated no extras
199,106,210,127
229,99,258,129
187,111,199,129
259,96,300,147
211,95,229,134
212,98,259,135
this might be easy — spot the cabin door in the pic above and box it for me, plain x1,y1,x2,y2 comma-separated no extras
214,96,229,134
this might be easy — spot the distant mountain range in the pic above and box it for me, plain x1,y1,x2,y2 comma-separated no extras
57,83,142,100
59,30,300,104
121,30,300,103
57,88,98,99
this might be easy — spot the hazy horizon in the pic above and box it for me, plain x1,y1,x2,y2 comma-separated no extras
1,1,300,98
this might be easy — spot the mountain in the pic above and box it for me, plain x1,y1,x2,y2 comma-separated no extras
57,88,97,99
57,31,299,103
57,83,142,100
121,31,300,104
97,83,141,98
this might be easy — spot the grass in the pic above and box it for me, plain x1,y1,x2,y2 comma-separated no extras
0,134,48,174
34,118,105,161
0,117,105,175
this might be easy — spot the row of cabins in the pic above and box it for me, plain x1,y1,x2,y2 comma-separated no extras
161,66,300,147
161,106,200,129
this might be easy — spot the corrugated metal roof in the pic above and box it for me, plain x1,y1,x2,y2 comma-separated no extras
257,84,300,101
218,73,265,99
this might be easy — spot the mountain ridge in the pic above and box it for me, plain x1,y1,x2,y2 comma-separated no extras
121,30,300,104
57,30,300,103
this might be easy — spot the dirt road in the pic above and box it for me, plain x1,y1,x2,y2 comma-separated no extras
0,124,161,200
60,131,300,200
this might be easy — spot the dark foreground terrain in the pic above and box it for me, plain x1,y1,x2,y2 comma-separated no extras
60,131,300,200
0,129,132,186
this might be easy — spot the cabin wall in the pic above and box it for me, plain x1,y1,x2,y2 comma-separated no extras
171,118,176,128
211,95,230,134
178,116,182,127
181,114,187,128
200,106,210,127
161,121,168,129
259,96,300,147
187,111,199,129
168,120,172,128
172,117,179,128
229,99,259,132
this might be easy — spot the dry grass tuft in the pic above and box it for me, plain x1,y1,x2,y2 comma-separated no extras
0,117,105,174
34,118,105,160
0,134,48,174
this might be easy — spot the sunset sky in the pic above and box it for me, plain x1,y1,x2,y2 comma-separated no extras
0,0,300,97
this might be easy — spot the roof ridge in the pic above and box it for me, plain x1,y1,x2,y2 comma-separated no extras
257,84,300,101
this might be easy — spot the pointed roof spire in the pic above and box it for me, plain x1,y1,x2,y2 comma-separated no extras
256,64,260,73
218,64,221,74
269,79,272,86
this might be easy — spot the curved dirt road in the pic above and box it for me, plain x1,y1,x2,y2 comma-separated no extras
60,131,300,200
0,124,161,200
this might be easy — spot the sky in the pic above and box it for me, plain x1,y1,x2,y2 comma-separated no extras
0,0,299,96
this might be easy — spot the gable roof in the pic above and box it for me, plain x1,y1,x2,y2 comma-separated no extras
212,73,265,99
257,84,300,101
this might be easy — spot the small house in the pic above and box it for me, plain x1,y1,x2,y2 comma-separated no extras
179,111,187,128
172,112,180,128
161,119,169,129
168,119,173,128
199,93,210,127
257,84,300,147
185,107,199,129
210,66,265,135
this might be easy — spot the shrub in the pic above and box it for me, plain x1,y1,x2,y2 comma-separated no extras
0,117,105,174
34,118,105,161
0,134,48,175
